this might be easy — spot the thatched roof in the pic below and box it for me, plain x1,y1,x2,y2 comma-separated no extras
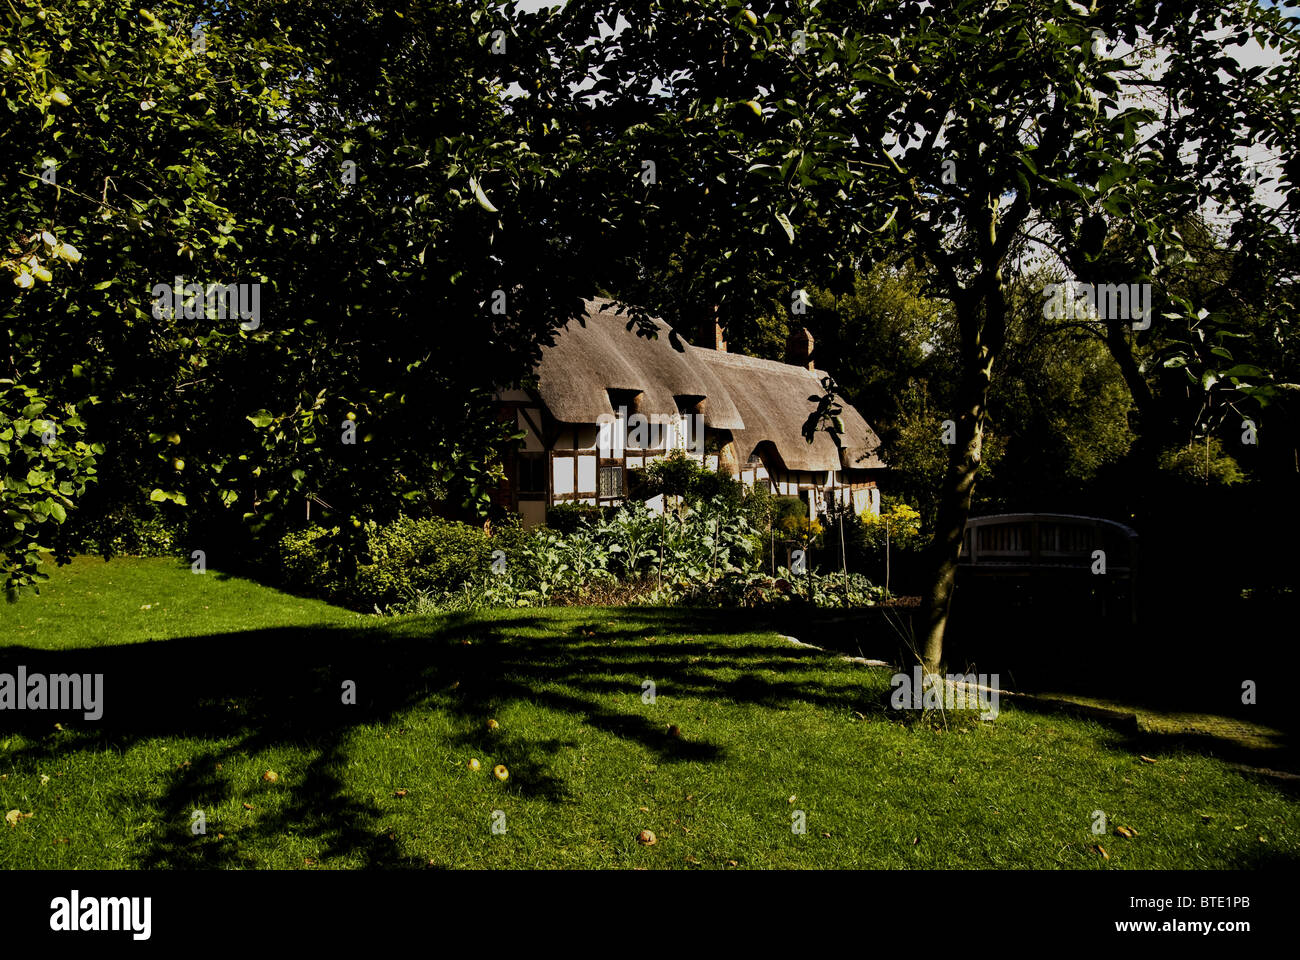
535,298,743,429
534,298,884,472
700,350,886,472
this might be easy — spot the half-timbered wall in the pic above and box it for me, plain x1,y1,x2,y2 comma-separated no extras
495,391,879,526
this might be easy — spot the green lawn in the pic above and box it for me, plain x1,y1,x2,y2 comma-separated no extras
0,556,1294,869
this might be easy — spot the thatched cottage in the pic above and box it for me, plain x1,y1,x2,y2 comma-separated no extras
494,298,886,526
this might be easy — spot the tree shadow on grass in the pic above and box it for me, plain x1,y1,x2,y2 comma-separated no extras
1000,692,1299,787
0,608,876,867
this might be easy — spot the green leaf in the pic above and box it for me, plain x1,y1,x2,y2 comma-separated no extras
1220,364,1264,379
775,211,794,243
470,177,498,213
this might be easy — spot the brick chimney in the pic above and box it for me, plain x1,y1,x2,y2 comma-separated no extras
785,326,815,370
712,305,726,352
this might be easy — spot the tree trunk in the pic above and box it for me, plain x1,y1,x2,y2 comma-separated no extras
918,256,1005,674
1102,316,1158,430
918,370,990,674
916,196,1012,673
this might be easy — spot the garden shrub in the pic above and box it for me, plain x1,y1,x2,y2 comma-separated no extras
486,512,530,555
354,515,493,608
778,514,823,545
273,516,492,610
684,465,746,507
1157,438,1247,487
677,567,883,609
772,495,810,529
275,525,341,597
545,501,606,533
332,487,896,616
74,506,185,558
738,482,776,531
632,449,700,502
857,497,928,592
630,450,750,511
820,501,866,574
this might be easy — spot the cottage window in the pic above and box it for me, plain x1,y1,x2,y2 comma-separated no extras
517,454,547,496
598,464,624,499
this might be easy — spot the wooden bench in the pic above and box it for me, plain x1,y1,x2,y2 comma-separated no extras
958,513,1139,623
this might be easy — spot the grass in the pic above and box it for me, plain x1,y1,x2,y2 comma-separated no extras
0,556,1295,869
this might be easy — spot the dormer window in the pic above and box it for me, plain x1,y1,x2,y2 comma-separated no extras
607,389,640,419
674,396,705,454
